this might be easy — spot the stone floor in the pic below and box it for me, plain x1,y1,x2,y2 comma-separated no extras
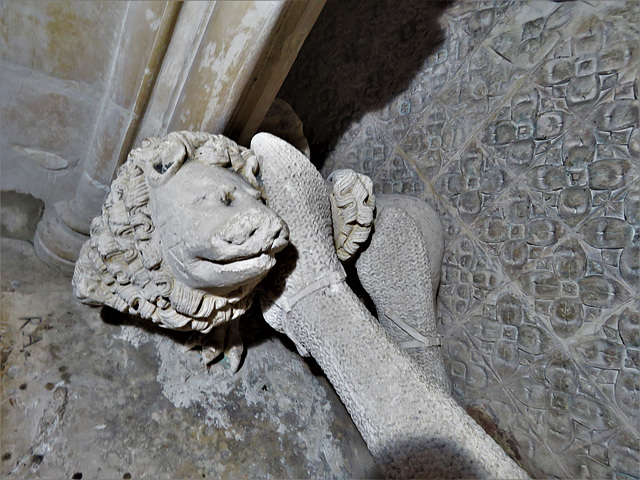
1,238,380,479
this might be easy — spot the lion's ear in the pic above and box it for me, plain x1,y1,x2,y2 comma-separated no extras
143,142,187,187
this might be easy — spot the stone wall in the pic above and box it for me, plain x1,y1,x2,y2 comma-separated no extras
278,0,639,477
1,0,181,269
0,1,323,269
0,1,131,206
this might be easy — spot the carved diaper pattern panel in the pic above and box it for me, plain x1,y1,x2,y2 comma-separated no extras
280,1,639,478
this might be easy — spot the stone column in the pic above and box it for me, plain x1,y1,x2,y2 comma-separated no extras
135,1,326,147
34,1,182,270
35,0,325,271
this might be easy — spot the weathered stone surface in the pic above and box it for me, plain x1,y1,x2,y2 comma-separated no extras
1,238,379,479
0,191,44,242
70,129,525,477
72,133,289,357
252,133,527,478
1,1,323,272
0,2,126,87
279,0,640,477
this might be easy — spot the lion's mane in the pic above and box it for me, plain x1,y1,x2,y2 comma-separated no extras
72,132,263,334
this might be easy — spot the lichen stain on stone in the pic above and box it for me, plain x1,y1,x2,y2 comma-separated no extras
43,2,118,85
44,3,83,78
0,4,47,72
467,404,522,463
0,5,37,55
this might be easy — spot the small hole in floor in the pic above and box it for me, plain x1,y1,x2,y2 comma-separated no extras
123,473,131,479
2,452,11,461
72,473,83,479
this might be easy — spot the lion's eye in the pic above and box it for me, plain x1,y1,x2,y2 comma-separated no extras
153,161,173,174
222,191,234,206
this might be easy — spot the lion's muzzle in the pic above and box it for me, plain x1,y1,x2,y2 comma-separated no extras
210,207,289,263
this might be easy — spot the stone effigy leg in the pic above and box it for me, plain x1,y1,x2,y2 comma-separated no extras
252,132,528,479
355,197,451,392
326,169,449,387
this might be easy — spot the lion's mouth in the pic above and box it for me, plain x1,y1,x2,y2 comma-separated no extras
186,229,288,289
195,252,275,269
195,232,288,267
197,254,246,265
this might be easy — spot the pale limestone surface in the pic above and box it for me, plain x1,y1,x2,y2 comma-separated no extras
1,237,378,479
252,133,528,478
70,130,526,477
279,1,639,477
0,1,168,209
1,1,323,271
72,132,289,371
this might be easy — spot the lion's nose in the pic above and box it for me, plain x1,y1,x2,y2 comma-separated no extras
217,209,288,255
220,209,259,246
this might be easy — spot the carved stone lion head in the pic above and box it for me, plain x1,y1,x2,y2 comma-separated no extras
72,132,289,333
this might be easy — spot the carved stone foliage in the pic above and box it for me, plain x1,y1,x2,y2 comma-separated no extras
279,1,639,478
